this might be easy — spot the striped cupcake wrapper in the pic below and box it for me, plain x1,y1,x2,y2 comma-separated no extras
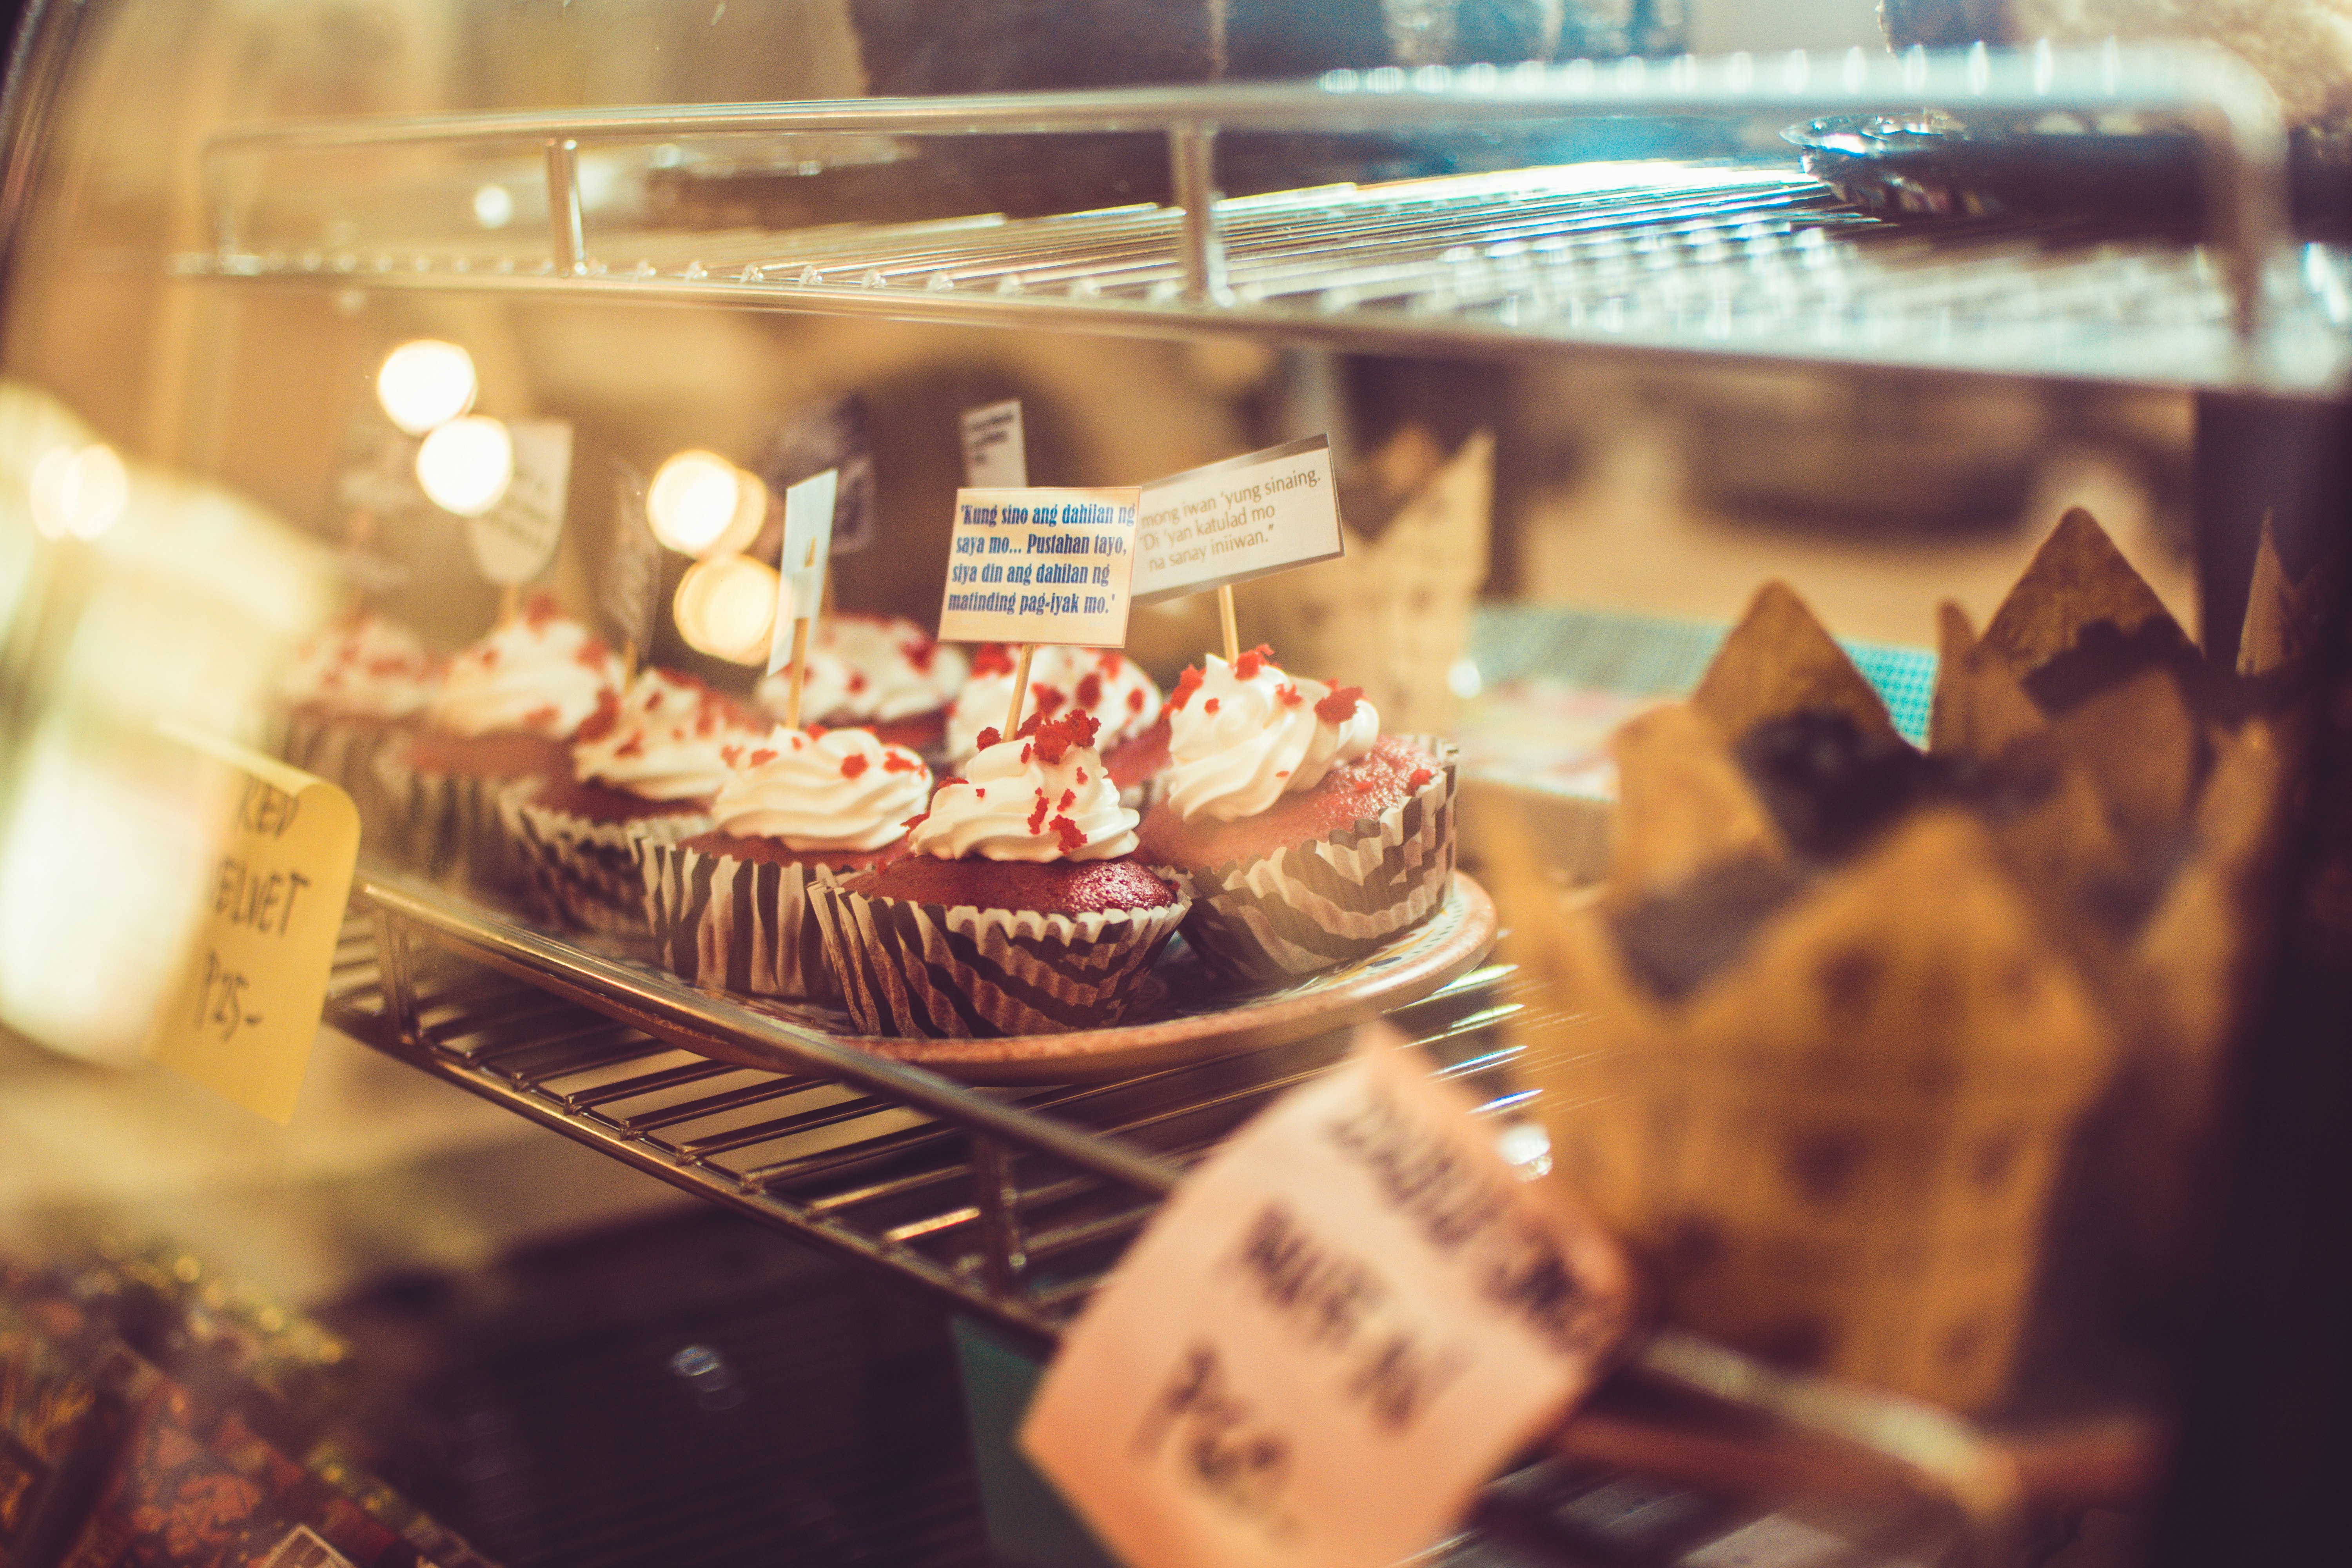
806,885,1189,1038
503,794,709,936
281,713,402,857
371,743,534,895
641,841,842,1000
1169,737,1459,986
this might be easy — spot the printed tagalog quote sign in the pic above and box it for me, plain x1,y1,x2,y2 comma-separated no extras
151,725,361,1125
961,399,1029,488
466,417,574,585
938,486,1140,647
1021,1029,1638,1568
1133,436,1343,604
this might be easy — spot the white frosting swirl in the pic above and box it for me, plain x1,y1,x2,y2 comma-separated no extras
947,646,1163,764
1161,652,1379,822
427,607,622,740
912,726,1137,862
711,726,932,853
572,667,755,802
278,611,439,719
756,614,968,726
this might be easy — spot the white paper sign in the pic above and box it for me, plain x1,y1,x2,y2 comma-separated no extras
938,486,1139,648
1022,1031,1637,1568
962,399,1028,488
465,418,573,585
1132,436,1343,604
766,467,838,675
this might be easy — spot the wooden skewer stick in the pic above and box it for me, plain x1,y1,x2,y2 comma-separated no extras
782,619,813,730
620,639,638,683
1217,583,1240,664
499,584,521,624
782,537,821,731
1004,643,1035,739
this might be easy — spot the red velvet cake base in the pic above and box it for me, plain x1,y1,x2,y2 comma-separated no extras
405,727,571,780
844,854,1180,915
527,773,712,825
676,829,906,872
1134,735,1441,871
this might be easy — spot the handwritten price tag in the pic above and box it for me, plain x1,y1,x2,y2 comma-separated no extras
1133,436,1343,604
465,417,573,585
938,486,1140,648
150,724,361,1124
1022,1029,1637,1568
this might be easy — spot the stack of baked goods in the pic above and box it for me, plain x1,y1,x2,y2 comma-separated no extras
1502,507,2310,1412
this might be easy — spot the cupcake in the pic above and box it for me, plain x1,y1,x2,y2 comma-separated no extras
642,724,931,998
1134,645,1457,985
754,613,968,753
274,609,441,854
808,710,1188,1036
945,643,1169,799
501,666,760,933
375,596,623,891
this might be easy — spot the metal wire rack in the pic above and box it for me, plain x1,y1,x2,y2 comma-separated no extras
325,867,1524,1343
325,866,2162,1565
179,47,2352,393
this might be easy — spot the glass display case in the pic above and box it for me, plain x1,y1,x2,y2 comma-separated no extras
4,4,2347,1566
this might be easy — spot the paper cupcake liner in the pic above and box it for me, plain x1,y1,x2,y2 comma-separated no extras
807,884,1189,1038
371,743,533,893
503,793,710,935
280,712,404,856
641,840,842,999
1168,737,1459,985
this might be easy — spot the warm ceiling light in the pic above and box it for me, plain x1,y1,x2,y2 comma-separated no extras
29,444,128,541
415,416,514,517
648,448,764,558
375,339,477,435
673,552,779,664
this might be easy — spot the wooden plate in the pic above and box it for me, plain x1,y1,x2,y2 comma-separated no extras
742,872,1497,1085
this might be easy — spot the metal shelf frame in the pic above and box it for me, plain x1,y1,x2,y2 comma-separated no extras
325,868,2156,1563
180,45,2352,395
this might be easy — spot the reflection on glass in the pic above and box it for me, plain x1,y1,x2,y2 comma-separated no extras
374,339,477,435
415,416,513,517
29,444,128,540
673,552,780,664
648,448,762,557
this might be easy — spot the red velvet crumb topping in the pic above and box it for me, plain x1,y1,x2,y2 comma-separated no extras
1233,644,1276,680
1015,708,1101,764
1316,685,1365,724
1170,665,1205,710
1277,684,1303,708
748,748,777,767
1031,682,1067,719
1203,697,1220,715
1127,687,1147,714
971,643,1016,677
975,726,1002,751
1076,672,1103,708
577,688,622,742
1407,767,1434,789
1051,816,1087,854
840,752,870,779
882,752,921,773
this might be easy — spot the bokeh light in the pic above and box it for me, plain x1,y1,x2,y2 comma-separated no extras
29,443,128,540
375,339,477,435
415,415,514,517
648,448,764,558
673,552,780,664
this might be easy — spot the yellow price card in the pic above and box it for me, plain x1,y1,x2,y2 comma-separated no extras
150,721,360,1122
